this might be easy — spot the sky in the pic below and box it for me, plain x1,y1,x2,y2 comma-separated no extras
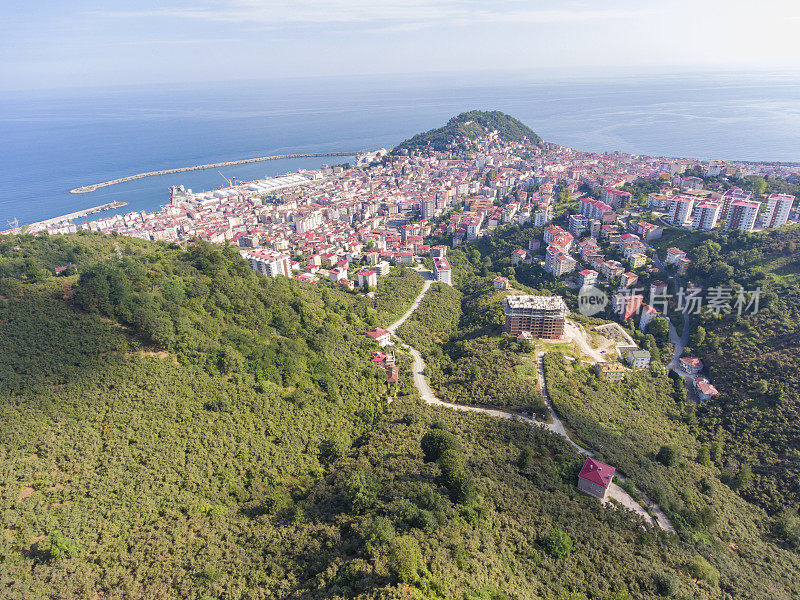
2,0,800,91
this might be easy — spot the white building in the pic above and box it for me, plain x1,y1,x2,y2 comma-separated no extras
243,250,291,278
667,196,695,227
725,200,760,232
763,193,795,228
690,201,721,230
433,257,452,285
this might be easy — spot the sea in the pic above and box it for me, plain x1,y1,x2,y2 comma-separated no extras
1,70,799,227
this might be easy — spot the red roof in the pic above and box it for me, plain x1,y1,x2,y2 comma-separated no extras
578,458,616,489
366,328,390,340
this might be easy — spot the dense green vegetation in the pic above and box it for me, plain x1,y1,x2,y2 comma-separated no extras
541,352,800,598
669,226,800,515
397,276,547,415
393,111,541,154
2,229,800,599
373,266,425,327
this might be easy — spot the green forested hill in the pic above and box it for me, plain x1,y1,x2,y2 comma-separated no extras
1,232,799,599
393,111,541,154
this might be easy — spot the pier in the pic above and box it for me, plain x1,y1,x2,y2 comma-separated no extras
69,151,360,194
30,201,128,228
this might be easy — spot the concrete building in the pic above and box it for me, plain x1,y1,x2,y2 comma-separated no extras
595,361,627,382
627,349,652,369
433,257,452,285
357,268,378,289
691,201,721,230
244,250,291,278
639,304,658,332
503,295,569,339
578,269,598,288
494,276,510,290
577,458,616,500
667,195,695,226
763,193,795,228
366,327,392,347
725,200,760,232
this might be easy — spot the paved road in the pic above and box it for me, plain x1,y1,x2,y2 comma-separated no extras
667,310,698,401
386,283,675,533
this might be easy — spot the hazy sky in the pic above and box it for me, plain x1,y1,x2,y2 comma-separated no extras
3,0,800,90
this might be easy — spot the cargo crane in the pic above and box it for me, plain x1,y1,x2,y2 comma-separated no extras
217,170,236,189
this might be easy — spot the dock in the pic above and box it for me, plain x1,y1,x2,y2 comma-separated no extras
30,202,128,228
69,151,361,194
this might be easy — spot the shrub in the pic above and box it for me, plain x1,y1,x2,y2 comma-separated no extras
689,555,720,587
421,429,460,463
545,528,573,558
389,535,423,583
345,469,379,512
656,445,681,467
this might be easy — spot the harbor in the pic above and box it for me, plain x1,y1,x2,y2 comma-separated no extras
69,151,360,194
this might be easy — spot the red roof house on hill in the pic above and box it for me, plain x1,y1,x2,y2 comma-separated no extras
578,458,616,499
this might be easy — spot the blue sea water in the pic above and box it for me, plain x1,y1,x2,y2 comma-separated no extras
1,71,799,226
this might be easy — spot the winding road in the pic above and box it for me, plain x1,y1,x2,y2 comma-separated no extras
387,272,675,532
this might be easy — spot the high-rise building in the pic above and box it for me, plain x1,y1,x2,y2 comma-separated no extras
244,250,291,278
690,201,721,230
725,200,760,232
762,193,795,228
667,195,694,226
718,187,752,221
421,199,435,220
503,295,569,339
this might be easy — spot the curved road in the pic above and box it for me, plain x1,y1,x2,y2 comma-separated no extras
387,275,675,532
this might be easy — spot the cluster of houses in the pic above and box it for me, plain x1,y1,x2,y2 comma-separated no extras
678,356,719,401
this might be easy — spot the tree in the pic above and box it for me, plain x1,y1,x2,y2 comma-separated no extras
689,555,720,587
733,463,753,490
653,572,679,596
389,535,423,583
421,429,460,463
689,325,706,348
647,317,670,347
49,530,80,560
362,516,395,555
657,445,681,467
437,447,466,488
344,469,379,512
517,445,536,470
449,470,477,505
697,446,712,467
545,529,573,558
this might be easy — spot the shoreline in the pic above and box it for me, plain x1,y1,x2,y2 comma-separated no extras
69,151,362,194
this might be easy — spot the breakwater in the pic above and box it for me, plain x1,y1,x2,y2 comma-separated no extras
69,151,360,194
30,201,128,227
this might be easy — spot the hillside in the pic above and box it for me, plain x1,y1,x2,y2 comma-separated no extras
1,233,799,599
393,110,541,154
663,225,800,516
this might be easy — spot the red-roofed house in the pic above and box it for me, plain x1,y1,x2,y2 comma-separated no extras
693,376,719,401
679,356,704,374
366,327,392,347
578,458,616,499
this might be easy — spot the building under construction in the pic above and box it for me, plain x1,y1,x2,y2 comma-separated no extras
503,295,569,339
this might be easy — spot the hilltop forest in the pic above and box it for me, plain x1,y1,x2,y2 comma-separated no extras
0,232,799,600
393,111,542,154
